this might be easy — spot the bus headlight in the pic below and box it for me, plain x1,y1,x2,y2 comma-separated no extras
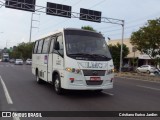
65,67,81,74
106,69,114,74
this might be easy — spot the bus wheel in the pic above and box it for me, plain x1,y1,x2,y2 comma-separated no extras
36,71,43,84
54,74,63,94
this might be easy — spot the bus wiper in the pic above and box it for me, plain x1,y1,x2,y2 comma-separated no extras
91,54,111,60
68,53,93,56
68,53,111,60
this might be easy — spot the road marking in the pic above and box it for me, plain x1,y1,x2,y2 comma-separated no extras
102,92,114,96
0,75,13,104
10,108,21,120
13,116,21,120
136,85,160,91
116,76,160,84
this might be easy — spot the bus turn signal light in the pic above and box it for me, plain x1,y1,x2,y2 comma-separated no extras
69,78,74,83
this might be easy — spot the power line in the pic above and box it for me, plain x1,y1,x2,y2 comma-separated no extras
38,0,83,28
33,0,86,38
89,0,106,9
72,0,82,6
96,11,160,30
104,28,137,38
102,22,145,33
61,0,66,4
33,18,69,39
35,0,108,36
44,0,107,28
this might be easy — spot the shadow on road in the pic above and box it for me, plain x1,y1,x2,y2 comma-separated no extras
34,81,112,99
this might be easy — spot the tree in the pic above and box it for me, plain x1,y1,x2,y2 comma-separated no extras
108,43,129,70
81,26,96,31
9,42,34,60
130,18,160,66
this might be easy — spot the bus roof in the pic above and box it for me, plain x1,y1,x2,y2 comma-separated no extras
34,28,101,41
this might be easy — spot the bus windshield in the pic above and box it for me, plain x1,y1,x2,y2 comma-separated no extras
3,56,9,59
65,30,112,60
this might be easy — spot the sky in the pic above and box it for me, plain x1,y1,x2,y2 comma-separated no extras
0,0,160,49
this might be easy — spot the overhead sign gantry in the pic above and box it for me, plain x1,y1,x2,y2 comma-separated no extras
46,2,71,18
1,0,125,72
80,8,101,23
5,0,36,12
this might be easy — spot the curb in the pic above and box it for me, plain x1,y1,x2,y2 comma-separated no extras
115,73,160,82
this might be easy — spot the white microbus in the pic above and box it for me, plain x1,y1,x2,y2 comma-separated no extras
32,28,114,94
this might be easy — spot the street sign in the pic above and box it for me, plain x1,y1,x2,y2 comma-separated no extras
46,2,71,18
80,8,101,23
5,0,36,12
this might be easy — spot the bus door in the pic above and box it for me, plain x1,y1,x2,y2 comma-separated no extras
53,34,64,71
47,37,56,82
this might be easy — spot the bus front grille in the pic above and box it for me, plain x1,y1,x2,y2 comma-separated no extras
83,70,105,76
86,80,103,85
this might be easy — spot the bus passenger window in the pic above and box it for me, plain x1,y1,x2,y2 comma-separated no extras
49,37,55,53
57,35,63,50
37,40,44,54
42,38,50,54
33,41,39,54
56,35,64,56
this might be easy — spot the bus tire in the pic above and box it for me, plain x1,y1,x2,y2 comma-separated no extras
93,89,103,93
36,70,43,84
54,74,63,95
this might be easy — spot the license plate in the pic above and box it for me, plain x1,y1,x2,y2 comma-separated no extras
90,77,101,81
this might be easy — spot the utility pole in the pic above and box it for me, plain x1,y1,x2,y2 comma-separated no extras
29,13,40,42
29,13,33,43
119,20,125,73
6,41,7,48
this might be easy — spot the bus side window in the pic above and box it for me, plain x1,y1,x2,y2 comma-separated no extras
55,35,64,56
56,35,63,50
37,39,44,54
42,38,50,54
33,41,39,54
49,37,55,53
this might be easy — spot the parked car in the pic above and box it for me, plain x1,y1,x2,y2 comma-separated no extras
154,68,160,75
136,65,157,74
122,64,133,72
9,59,15,63
26,59,32,65
15,59,23,65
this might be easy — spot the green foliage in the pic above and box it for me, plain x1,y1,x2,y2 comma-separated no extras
10,42,34,60
81,26,96,31
108,43,129,70
130,18,160,60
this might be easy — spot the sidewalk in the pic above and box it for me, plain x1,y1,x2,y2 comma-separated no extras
115,72,160,82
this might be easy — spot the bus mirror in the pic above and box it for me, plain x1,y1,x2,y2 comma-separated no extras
54,41,60,50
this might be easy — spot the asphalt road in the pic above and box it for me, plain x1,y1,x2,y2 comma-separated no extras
0,62,160,120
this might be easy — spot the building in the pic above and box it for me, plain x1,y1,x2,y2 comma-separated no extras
108,38,155,67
